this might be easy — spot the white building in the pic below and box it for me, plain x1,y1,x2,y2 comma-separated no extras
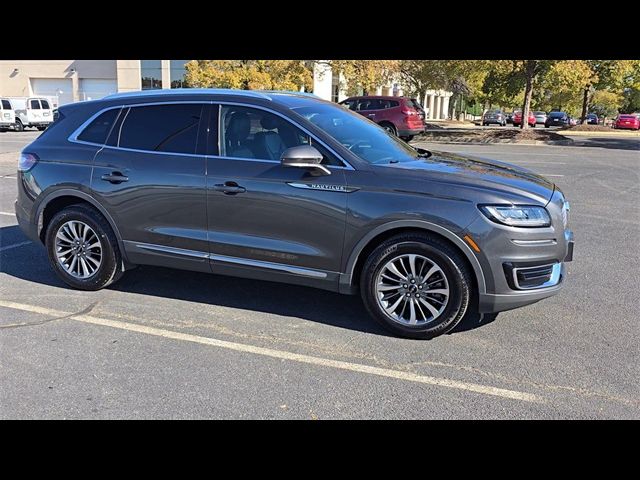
312,62,453,120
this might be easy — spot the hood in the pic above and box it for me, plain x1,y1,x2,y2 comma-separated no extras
373,150,555,204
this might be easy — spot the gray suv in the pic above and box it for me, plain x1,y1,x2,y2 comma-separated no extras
15,89,574,339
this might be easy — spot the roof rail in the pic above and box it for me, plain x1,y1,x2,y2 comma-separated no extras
104,88,275,101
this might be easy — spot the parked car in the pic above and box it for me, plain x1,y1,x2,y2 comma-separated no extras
512,110,536,127
9,97,54,131
15,89,573,339
482,109,507,126
505,112,514,124
585,113,598,125
340,96,425,141
613,114,640,130
533,111,547,125
545,111,570,128
0,98,16,131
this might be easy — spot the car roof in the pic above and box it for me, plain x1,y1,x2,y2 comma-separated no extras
104,88,323,103
342,96,410,100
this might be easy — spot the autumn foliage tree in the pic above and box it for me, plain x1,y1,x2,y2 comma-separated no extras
323,60,399,96
184,60,313,91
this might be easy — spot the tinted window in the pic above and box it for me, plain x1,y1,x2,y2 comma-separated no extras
119,103,203,154
78,108,120,144
407,99,423,110
41,100,50,109
219,105,341,166
30,100,41,109
358,99,383,111
341,100,358,111
549,112,566,118
1,100,11,110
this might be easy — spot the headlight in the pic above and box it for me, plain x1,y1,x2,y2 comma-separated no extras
479,205,551,227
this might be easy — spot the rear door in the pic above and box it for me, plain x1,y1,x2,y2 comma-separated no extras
90,102,210,272
357,98,383,122
39,99,54,124
27,99,42,124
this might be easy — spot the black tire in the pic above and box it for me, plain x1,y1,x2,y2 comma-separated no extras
380,122,397,136
14,119,24,132
45,204,124,290
360,232,473,339
400,135,414,142
545,125,549,128
37,126,46,131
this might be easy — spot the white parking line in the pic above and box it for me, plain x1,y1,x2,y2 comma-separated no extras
0,299,543,403
0,212,15,216
0,241,31,252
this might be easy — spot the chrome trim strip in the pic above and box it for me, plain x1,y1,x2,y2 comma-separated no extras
128,241,329,279
511,239,557,246
133,242,209,259
210,253,328,278
105,88,275,101
513,262,561,290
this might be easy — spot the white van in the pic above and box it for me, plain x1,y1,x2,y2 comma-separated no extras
9,97,54,131
0,98,16,131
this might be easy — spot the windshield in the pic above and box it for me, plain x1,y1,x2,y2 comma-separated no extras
549,112,566,118
292,103,422,164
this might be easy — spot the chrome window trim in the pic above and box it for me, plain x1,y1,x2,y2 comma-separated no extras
512,262,561,290
130,241,330,279
67,99,355,170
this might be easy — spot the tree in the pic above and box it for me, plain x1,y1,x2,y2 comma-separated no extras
323,60,399,96
590,90,623,119
184,60,313,91
535,60,592,115
579,60,636,123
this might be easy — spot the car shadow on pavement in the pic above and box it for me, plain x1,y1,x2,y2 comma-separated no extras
1,224,495,338
567,136,640,151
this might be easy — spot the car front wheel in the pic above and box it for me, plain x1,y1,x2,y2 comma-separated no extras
45,204,124,290
360,233,473,339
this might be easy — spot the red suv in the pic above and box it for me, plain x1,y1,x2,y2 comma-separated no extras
512,110,536,127
340,96,426,141
614,114,640,130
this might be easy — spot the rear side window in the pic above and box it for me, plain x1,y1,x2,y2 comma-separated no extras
78,108,121,144
118,104,202,154
30,100,41,109
41,100,51,109
358,99,383,111
1,100,11,110
341,100,358,111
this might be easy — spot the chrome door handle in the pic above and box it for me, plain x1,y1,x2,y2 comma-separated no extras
213,182,246,195
101,172,129,184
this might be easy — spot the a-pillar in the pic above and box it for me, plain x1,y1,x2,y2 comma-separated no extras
441,95,450,119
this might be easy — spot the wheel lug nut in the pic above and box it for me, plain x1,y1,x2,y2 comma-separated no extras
405,293,410,297
418,285,422,289
403,284,408,288
416,294,420,298
410,279,415,284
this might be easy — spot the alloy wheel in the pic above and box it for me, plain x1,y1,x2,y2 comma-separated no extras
54,220,103,278
375,253,449,326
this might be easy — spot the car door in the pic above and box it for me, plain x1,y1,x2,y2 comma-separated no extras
27,99,42,125
358,98,383,123
90,102,210,272
39,99,53,124
205,103,348,287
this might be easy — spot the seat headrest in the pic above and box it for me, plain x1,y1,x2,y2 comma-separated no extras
260,115,279,131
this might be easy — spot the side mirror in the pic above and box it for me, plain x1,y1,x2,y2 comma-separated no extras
281,145,331,176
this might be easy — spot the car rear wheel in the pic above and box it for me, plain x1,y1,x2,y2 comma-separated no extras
360,233,472,339
400,135,414,142
14,119,24,132
45,204,124,291
379,122,397,136
37,126,46,131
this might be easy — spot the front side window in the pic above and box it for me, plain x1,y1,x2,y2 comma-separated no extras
293,103,422,165
41,100,50,109
219,105,342,166
78,108,121,144
30,99,41,109
118,103,202,154
1,100,11,110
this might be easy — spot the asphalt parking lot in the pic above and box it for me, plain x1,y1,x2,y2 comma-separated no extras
1,130,638,419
